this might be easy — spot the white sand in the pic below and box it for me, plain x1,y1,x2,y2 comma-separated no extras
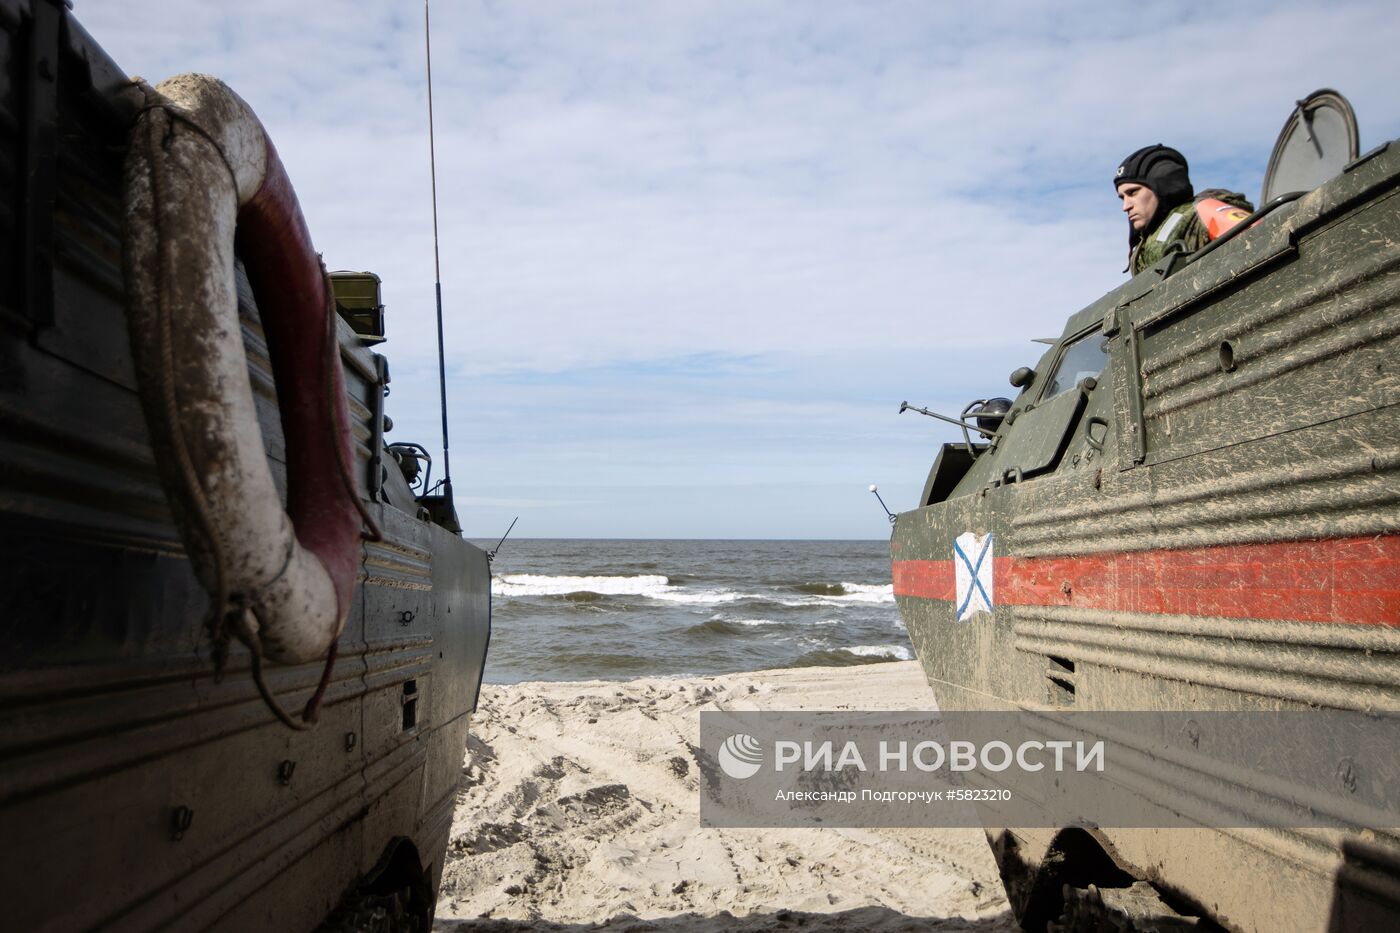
435,661,1017,932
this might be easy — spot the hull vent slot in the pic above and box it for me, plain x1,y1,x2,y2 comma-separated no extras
1046,655,1076,707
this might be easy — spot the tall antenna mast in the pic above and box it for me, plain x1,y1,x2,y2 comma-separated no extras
423,0,454,507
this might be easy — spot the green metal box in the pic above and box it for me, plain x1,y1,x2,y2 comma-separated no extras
330,270,386,343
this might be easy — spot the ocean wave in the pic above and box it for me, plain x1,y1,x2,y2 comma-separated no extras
651,590,745,605
494,572,894,607
845,644,914,660
686,615,852,636
493,572,746,605
784,645,911,668
544,651,654,671
707,614,843,628
685,619,746,636
493,573,670,597
711,617,783,628
767,583,895,606
789,582,848,596
827,583,895,604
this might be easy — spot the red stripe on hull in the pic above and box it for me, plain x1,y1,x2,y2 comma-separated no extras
892,559,955,601
893,535,1400,627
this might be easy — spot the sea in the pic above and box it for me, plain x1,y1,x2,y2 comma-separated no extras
474,539,909,685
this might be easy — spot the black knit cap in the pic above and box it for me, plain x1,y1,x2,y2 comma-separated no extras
1115,144,1194,250
1114,144,1193,207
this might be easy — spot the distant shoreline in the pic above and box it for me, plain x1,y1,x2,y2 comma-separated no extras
483,652,911,687
469,536,893,543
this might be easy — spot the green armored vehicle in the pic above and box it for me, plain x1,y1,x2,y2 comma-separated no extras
893,92,1400,931
0,2,489,929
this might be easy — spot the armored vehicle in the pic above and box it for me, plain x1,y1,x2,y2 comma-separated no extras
0,2,490,930
892,92,1400,932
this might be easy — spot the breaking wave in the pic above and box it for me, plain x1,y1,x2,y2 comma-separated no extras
685,616,843,636
493,574,891,608
846,644,914,660
685,619,747,636
784,644,913,668
493,573,744,605
774,582,895,606
493,573,670,597
824,583,895,604
790,582,848,596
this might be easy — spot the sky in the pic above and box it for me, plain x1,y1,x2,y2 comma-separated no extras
80,1,1400,539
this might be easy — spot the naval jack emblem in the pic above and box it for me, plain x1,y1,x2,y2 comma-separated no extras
953,532,994,621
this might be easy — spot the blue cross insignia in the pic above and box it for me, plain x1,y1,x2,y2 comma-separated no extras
953,532,994,621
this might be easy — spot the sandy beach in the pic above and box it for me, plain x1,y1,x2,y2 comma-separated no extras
435,661,1017,932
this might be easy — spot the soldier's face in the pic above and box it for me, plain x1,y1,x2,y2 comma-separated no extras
1117,182,1159,231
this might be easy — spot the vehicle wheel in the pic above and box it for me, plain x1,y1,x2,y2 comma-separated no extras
317,838,434,933
318,886,426,933
1047,881,1200,932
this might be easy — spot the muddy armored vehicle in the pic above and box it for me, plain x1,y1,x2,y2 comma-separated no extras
892,92,1400,931
0,2,490,930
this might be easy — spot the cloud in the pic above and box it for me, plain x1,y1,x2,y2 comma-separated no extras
79,1,1400,536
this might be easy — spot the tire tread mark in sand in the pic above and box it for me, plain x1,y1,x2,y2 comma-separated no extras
688,740,722,793
718,836,744,885
450,820,529,857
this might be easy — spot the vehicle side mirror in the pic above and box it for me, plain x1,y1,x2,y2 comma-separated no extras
1009,366,1035,388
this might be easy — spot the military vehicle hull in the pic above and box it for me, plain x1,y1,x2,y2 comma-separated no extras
893,130,1400,929
0,3,490,930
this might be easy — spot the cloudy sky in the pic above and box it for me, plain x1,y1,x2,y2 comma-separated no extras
82,1,1400,539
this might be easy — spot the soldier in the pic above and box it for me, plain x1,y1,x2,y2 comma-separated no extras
1115,144,1253,275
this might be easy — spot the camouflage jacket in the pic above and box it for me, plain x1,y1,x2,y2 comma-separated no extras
1129,189,1253,275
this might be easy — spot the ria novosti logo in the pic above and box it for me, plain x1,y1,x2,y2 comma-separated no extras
714,733,1106,780
717,733,764,779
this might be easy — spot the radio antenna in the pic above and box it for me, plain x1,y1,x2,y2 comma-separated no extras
487,516,519,563
423,0,454,504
